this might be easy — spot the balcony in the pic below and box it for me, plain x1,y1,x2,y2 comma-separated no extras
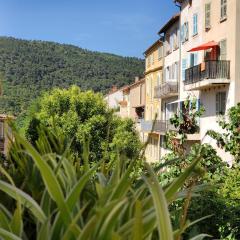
154,81,178,99
140,120,178,133
184,60,230,91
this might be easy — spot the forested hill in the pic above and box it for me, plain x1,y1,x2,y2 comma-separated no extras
0,37,144,116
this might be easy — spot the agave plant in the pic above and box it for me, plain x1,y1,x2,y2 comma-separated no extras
0,127,210,240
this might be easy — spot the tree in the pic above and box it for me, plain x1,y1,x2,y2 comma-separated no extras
23,85,141,162
207,103,240,164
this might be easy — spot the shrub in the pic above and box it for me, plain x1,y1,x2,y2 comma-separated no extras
0,127,210,240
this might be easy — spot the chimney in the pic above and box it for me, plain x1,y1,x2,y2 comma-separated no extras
135,76,140,83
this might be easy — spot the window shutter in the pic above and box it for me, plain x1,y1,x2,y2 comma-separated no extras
221,0,227,19
194,53,198,66
175,62,179,81
181,25,184,43
193,14,198,35
185,22,189,41
220,39,227,60
205,3,211,29
182,59,187,81
216,92,227,115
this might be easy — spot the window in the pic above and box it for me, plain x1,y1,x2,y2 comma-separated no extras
153,139,158,160
216,92,226,115
158,46,163,60
182,59,187,81
205,3,211,30
181,22,189,43
147,57,150,67
160,135,166,148
221,0,227,20
173,29,179,50
151,54,154,65
193,14,198,36
157,73,161,86
175,62,179,81
170,34,174,52
165,34,170,55
204,49,212,61
190,53,198,67
219,39,227,60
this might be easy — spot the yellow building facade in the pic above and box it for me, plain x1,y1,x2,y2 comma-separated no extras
143,40,164,162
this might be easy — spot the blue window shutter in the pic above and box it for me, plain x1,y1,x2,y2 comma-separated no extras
196,14,198,34
181,25,184,43
194,53,198,66
182,59,187,81
193,14,198,35
197,99,200,111
193,15,195,35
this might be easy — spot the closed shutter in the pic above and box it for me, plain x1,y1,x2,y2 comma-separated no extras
175,62,179,81
185,22,189,41
220,39,227,60
221,0,227,19
205,3,211,29
182,59,187,81
216,92,226,115
193,14,198,35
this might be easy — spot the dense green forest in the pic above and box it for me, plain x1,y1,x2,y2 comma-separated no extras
0,37,144,116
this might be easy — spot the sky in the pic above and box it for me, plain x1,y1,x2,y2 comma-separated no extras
0,0,178,58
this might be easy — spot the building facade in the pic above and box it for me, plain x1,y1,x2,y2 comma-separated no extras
104,86,124,111
175,0,240,163
118,77,145,122
157,14,181,157
142,40,164,162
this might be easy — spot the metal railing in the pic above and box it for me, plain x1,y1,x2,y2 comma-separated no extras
154,81,178,98
140,120,177,133
185,60,230,85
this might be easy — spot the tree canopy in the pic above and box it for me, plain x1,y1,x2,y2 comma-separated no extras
23,86,141,162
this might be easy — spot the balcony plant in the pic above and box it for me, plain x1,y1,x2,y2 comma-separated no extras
166,97,205,152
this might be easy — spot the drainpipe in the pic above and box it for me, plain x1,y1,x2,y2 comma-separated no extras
175,3,182,106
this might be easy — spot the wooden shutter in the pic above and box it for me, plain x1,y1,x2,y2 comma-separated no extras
193,14,198,35
220,39,227,60
221,0,227,19
182,59,187,81
205,3,211,29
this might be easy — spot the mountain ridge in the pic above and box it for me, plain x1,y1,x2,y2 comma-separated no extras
0,36,145,116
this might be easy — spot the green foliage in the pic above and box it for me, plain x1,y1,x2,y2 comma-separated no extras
159,143,233,239
159,143,227,186
169,97,205,144
0,37,144,116
23,86,141,162
221,167,240,208
207,103,240,164
187,167,240,240
0,127,208,239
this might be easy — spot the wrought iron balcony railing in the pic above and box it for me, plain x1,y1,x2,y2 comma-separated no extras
185,60,230,85
154,81,178,98
140,120,177,133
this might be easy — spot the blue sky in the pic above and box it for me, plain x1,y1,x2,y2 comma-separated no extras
0,0,178,58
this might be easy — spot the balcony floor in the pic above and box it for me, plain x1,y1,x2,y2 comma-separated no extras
184,78,230,91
